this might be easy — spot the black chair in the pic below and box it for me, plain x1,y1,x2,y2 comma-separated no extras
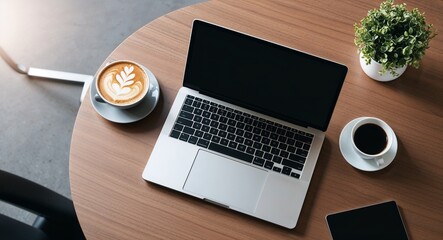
0,169,86,240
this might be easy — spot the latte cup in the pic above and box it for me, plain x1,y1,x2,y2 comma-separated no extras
351,117,394,166
95,60,150,109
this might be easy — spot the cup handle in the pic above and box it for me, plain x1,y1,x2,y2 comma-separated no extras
94,94,106,103
374,156,385,167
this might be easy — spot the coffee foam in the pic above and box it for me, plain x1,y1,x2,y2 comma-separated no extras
97,62,148,105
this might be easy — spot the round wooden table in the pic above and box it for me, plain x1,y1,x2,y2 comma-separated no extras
70,0,443,239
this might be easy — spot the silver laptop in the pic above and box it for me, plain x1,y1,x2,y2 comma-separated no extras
142,20,347,229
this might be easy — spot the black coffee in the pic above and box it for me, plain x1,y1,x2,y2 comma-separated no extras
353,123,388,155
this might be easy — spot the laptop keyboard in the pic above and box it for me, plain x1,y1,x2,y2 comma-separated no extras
169,95,313,179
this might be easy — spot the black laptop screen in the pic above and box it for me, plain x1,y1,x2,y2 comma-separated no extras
183,20,347,131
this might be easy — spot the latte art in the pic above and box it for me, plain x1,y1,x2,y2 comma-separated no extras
97,61,149,106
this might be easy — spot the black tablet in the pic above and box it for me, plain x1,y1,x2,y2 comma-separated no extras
326,201,409,240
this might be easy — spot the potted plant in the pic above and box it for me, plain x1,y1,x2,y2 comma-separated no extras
354,0,436,81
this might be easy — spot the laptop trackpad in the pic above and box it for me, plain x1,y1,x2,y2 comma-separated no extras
183,150,267,213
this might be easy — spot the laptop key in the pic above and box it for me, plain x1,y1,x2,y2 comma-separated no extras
290,172,300,179
173,124,184,131
183,127,195,135
184,98,193,105
253,157,265,167
264,160,274,170
261,130,270,137
202,118,211,125
182,105,194,113
270,133,278,140
203,133,212,140
195,130,204,138
210,114,219,121
272,166,282,173
209,106,217,113
279,143,288,151
228,141,238,149
261,137,270,145
194,108,203,115
297,134,313,144
218,131,227,138
297,148,308,157
219,123,227,131
210,121,219,128
227,133,235,141
253,134,261,142
177,117,192,127
219,116,228,123
235,136,245,144
201,104,210,110
170,130,180,139
227,126,236,133
255,150,264,158
192,122,202,130
197,139,210,148
201,125,210,132
289,153,306,163
246,147,255,155
188,136,198,144
282,166,292,175
210,128,218,135
179,133,190,142
209,142,253,163
271,148,280,155
285,131,295,138
193,115,202,123
280,151,289,158
220,139,229,146
295,141,303,148
212,136,221,143
270,140,279,148
264,153,273,160
192,101,202,108
273,156,282,164
237,144,246,152
282,159,303,171
287,138,295,145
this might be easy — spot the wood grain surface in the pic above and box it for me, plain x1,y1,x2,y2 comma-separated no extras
70,0,443,239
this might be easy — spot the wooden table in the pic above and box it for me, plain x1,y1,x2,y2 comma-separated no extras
69,0,443,239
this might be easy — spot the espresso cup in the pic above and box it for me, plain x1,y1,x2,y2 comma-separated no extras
351,117,394,166
95,60,149,109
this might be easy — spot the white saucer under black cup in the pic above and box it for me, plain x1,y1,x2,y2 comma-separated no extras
90,68,160,124
339,117,398,171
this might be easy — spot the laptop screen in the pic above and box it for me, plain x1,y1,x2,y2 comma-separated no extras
184,20,347,131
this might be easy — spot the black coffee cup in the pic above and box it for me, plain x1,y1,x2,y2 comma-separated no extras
351,117,393,165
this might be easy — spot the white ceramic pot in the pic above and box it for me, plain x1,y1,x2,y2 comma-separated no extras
359,53,407,82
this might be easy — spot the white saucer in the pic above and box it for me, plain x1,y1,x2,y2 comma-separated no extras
339,117,398,171
90,68,160,124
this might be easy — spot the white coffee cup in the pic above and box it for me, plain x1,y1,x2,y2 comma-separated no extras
95,60,150,109
351,117,394,166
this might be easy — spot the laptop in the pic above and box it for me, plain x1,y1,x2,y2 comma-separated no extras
142,20,347,229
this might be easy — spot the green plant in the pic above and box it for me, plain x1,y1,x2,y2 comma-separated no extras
354,0,436,75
